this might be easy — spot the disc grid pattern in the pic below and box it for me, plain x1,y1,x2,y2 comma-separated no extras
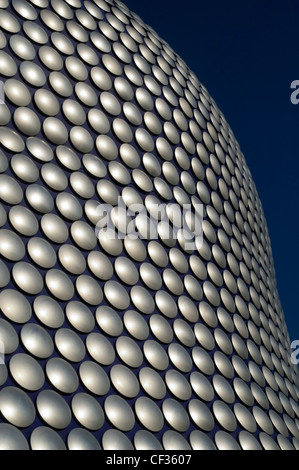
0,0,298,451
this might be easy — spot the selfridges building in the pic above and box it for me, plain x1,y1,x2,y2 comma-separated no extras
0,0,298,451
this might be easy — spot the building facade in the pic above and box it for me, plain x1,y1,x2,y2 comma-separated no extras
0,0,298,450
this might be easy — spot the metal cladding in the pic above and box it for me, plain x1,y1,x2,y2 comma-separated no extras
0,0,298,451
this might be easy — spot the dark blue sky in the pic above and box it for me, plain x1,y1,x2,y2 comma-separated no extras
124,0,299,341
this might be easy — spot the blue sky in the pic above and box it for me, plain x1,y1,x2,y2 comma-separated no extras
124,0,299,341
